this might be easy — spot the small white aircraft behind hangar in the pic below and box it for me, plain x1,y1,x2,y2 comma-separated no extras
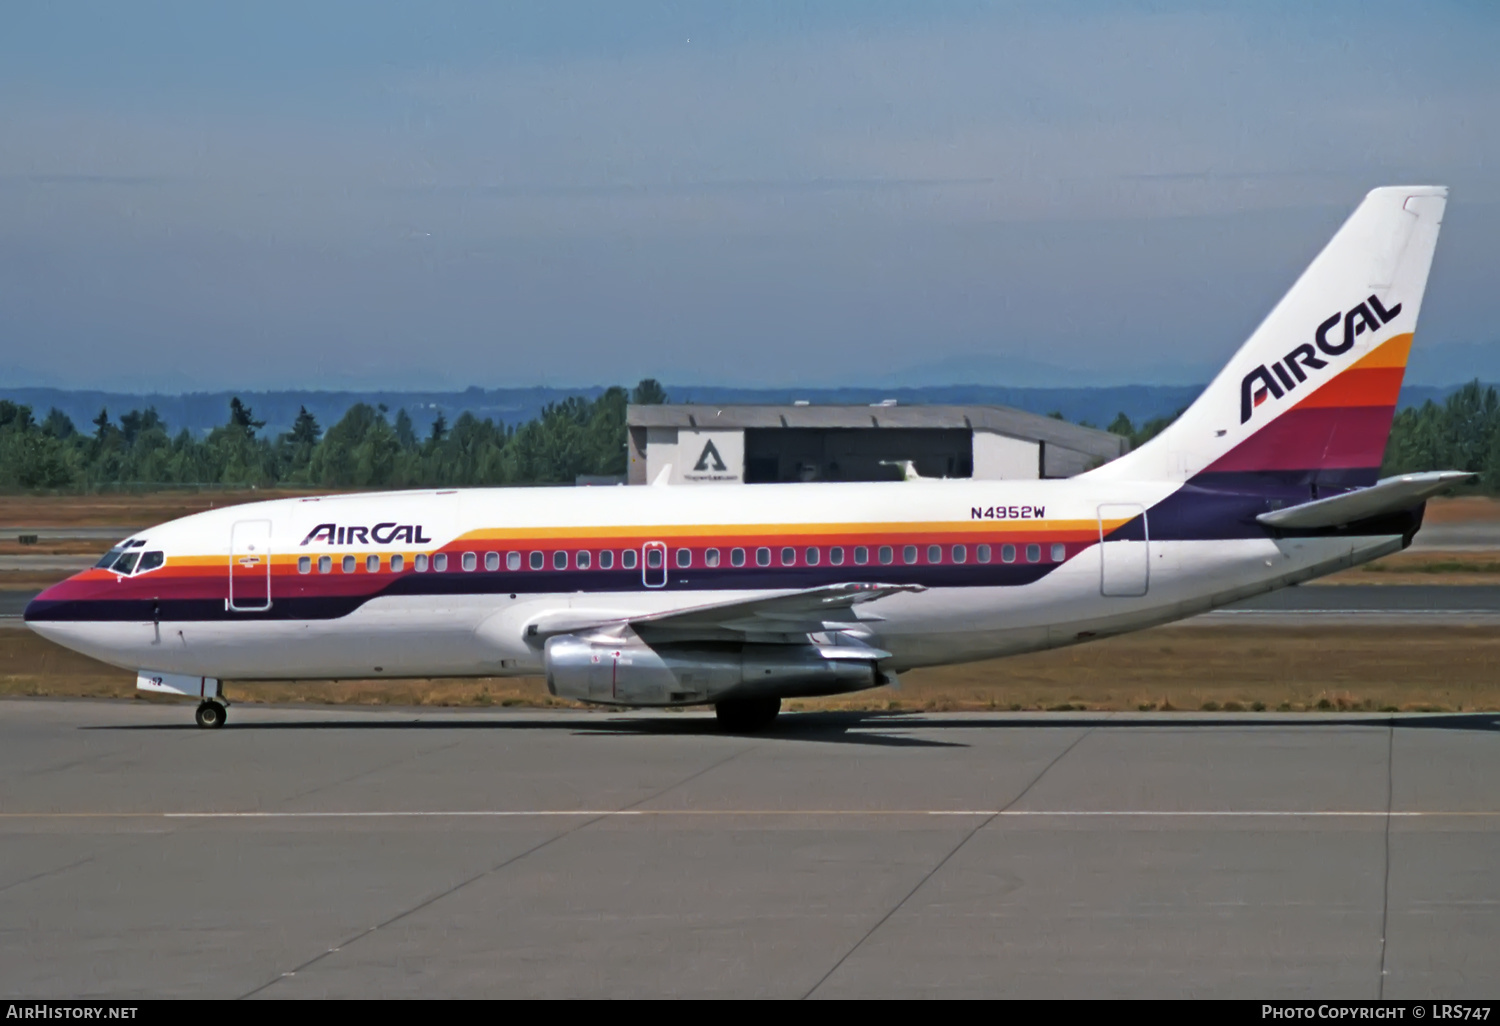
26,187,1467,731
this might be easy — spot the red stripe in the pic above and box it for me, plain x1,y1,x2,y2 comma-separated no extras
1296,366,1405,410
1206,405,1395,473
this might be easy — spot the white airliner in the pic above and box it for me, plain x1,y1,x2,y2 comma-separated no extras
26,186,1465,731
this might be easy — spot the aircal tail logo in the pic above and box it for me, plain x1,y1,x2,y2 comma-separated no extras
1239,294,1402,423
300,522,433,547
694,441,728,472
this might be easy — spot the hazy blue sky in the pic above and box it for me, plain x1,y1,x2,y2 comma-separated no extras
1,1,1497,391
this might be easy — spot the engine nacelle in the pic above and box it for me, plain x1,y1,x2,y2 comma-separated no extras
543,635,880,706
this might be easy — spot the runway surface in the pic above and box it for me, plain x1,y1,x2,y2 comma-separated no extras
3,699,1498,998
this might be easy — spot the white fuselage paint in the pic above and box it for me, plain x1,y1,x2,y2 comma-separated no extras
27,477,1401,690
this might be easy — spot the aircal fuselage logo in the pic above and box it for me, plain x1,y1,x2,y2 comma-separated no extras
300,522,433,547
1239,295,1401,424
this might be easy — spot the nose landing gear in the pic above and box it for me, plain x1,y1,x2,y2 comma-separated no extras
195,701,228,729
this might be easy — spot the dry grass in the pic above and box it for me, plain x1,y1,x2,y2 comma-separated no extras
0,539,112,556
6,623,1499,714
1422,496,1500,523
0,571,80,590
1316,549,1500,586
0,489,333,529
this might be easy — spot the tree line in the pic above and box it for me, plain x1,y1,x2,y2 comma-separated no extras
0,380,668,491
2,378,1498,492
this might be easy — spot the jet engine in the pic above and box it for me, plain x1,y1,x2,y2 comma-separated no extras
543,634,882,706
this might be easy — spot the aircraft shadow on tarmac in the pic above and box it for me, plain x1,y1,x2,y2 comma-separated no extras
82,708,1500,745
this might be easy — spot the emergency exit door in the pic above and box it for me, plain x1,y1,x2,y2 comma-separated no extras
1098,504,1149,597
642,541,668,588
229,519,273,611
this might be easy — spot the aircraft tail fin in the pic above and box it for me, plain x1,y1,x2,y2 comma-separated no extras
1087,186,1447,490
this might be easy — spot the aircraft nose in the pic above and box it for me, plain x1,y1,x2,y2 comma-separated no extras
24,577,80,624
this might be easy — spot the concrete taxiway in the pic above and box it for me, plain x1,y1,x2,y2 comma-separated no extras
2,699,1498,998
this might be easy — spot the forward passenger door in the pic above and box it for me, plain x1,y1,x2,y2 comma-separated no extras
228,519,273,612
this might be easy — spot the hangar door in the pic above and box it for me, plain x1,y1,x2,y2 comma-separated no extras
1097,504,1148,597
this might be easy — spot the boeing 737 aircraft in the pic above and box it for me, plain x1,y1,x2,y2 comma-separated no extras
25,186,1464,731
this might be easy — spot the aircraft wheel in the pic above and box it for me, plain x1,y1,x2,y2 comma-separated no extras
195,701,227,729
715,696,781,733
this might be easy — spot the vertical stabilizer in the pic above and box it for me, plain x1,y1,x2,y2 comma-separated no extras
1088,186,1446,489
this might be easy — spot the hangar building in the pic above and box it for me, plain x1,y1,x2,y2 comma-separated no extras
625,404,1128,485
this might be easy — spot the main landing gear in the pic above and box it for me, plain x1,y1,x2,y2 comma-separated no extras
714,696,781,733
195,700,228,729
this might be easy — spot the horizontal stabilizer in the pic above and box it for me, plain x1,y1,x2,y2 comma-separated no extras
1256,471,1474,530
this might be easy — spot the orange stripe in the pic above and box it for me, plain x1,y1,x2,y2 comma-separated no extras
1350,332,1414,371
1296,365,1405,410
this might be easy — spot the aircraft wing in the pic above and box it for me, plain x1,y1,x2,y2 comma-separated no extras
1256,471,1474,530
523,582,925,643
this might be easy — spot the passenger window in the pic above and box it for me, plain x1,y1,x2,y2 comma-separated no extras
1026,543,1041,563
927,545,942,564
433,553,448,572
756,547,771,567
676,548,691,568
830,546,845,566
366,554,380,573
1051,543,1066,562
462,552,477,572
646,548,663,569
507,551,521,571
138,551,165,574
1001,544,1016,563
622,549,638,570
780,547,796,566
577,550,592,570
903,545,918,565
878,545,893,565
952,545,967,564
298,555,312,574
730,548,746,567
854,546,869,565
530,551,544,570
554,551,568,570
705,548,720,568
485,552,499,572
805,547,820,566
318,555,332,574
343,555,357,574
977,544,991,564
414,554,429,572
112,551,139,574
391,554,405,572
600,550,614,570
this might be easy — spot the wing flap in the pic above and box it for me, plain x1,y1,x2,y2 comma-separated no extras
1256,471,1474,530
523,582,925,642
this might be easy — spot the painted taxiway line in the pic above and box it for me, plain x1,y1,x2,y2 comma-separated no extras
2,809,1499,820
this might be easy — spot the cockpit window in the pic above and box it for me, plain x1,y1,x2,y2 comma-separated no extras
111,551,140,575
136,551,165,574
95,548,125,569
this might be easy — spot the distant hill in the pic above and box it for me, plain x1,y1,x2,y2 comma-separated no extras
0,382,1488,438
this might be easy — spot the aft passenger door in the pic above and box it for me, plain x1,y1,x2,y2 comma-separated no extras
229,519,273,611
1097,504,1148,597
